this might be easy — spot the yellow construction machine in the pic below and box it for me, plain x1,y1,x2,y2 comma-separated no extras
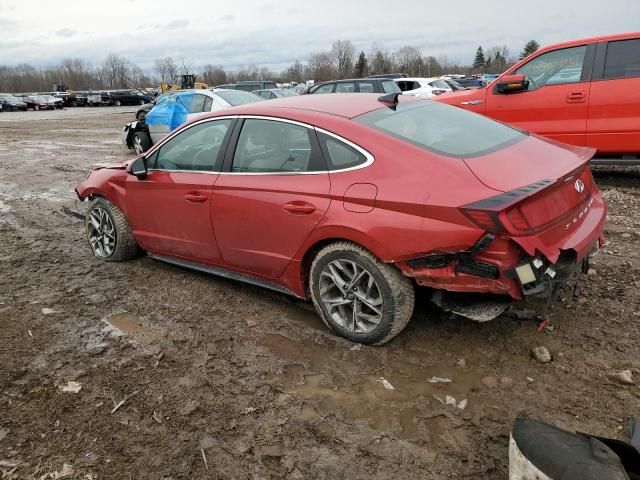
160,74,208,93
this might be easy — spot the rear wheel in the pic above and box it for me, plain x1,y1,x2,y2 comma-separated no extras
136,110,146,121
34,105,40,111
138,99,145,105
115,99,122,107
132,131,151,154
85,197,140,262
310,242,415,345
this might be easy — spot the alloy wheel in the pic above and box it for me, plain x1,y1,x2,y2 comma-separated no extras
319,259,383,333
87,206,116,258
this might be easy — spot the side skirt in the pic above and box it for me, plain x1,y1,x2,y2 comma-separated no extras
148,253,304,299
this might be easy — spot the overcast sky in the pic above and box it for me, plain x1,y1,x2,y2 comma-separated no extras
1,0,638,72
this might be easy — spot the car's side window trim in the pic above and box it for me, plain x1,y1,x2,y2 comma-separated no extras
146,116,237,174
217,115,374,175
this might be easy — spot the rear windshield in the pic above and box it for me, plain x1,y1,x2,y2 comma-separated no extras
215,90,264,106
354,101,526,157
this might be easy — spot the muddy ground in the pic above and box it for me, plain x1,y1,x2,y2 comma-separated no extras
0,107,639,479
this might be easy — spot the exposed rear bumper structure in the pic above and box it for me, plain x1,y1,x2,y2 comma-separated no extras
398,190,606,303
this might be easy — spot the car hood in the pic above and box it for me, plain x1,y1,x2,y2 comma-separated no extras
463,134,595,192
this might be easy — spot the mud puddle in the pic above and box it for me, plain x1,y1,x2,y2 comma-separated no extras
103,312,162,345
260,332,492,439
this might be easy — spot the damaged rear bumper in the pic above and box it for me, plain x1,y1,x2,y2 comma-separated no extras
398,190,606,301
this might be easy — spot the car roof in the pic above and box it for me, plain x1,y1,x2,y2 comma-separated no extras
207,92,419,120
537,31,640,53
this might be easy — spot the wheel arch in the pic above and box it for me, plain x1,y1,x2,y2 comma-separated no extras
295,228,394,297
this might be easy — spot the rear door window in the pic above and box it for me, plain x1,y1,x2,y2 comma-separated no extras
603,38,640,79
357,81,375,93
335,82,355,93
190,94,207,113
231,119,324,172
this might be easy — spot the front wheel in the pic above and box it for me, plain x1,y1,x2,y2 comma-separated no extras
85,197,141,262
115,100,122,107
310,242,415,345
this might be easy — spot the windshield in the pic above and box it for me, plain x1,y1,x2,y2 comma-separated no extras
355,101,526,158
215,90,264,106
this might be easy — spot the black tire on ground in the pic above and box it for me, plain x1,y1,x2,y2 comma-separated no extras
136,110,146,121
85,197,141,262
309,241,415,346
139,99,145,105
115,100,122,107
132,131,151,154
34,105,39,111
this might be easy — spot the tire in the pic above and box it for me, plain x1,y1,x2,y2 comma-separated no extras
34,105,39,111
115,100,122,107
309,241,415,345
136,110,146,121
132,131,151,154
85,197,141,262
139,99,145,105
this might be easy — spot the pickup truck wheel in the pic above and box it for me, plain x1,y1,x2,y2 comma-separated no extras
310,242,415,346
133,132,151,154
115,100,122,107
85,197,140,262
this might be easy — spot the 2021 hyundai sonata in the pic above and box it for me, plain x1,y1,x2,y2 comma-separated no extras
75,93,606,345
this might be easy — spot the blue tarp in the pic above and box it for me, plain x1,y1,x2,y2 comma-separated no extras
145,91,194,131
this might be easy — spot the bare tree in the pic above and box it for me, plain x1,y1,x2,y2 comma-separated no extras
284,61,305,83
153,57,177,84
307,52,337,82
331,40,354,79
369,45,394,76
395,46,423,76
101,53,131,89
202,64,228,86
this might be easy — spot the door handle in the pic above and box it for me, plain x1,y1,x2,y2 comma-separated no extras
184,193,208,203
566,92,586,103
283,201,316,214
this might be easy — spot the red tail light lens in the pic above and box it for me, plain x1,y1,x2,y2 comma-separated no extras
460,165,594,236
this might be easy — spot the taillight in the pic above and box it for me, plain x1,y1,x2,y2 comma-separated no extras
460,165,594,236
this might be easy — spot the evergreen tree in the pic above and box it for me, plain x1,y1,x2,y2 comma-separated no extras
354,51,368,78
520,40,540,60
473,46,486,71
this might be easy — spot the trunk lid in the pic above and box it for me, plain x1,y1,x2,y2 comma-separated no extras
462,134,594,193
459,136,600,260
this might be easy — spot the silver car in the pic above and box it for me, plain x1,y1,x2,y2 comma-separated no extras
147,89,264,145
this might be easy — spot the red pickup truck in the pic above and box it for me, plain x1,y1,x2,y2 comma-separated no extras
435,33,640,164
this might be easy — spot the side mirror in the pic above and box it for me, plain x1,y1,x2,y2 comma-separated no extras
495,74,528,94
129,156,147,179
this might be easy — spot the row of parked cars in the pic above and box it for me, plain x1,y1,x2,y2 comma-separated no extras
0,89,156,112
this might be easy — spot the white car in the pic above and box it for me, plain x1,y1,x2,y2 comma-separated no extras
393,77,451,98
124,89,264,154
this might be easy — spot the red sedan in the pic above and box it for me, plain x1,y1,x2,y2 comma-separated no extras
75,93,606,345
